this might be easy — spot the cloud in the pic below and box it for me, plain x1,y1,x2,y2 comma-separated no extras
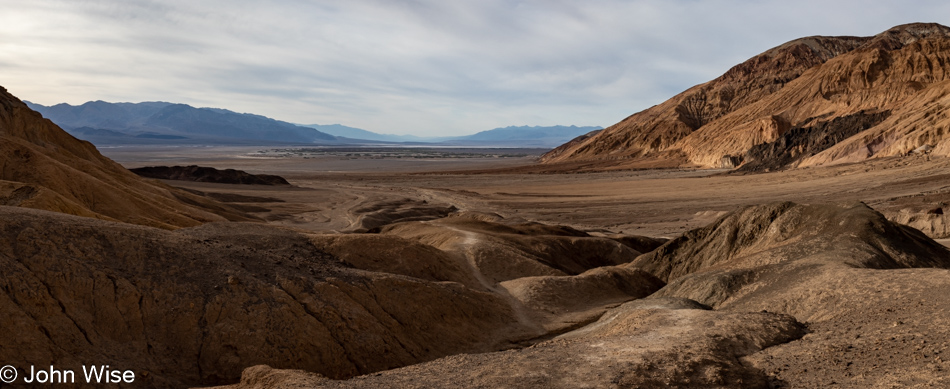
2,0,949,136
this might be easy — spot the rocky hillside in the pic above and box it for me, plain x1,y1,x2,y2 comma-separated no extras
542,23,950,170
0,86,251,228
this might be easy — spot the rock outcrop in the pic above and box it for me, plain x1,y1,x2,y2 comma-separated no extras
130,165,291,185
630,201,950,306
374,214,666,332
348,198,458,232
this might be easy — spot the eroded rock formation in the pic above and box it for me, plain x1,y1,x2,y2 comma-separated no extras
542,23,950,171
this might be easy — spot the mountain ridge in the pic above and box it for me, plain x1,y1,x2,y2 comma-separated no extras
26,100,339,145
541,22,950,171
29,100,600,147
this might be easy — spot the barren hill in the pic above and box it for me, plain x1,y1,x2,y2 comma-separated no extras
0,86,249,228
541,23,950,171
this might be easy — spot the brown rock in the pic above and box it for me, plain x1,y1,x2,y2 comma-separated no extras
0,206,531,388
213,302,805,388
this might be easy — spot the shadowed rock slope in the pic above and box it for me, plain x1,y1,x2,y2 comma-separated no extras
542,23,950,171
0,206,533,388
0,86,250,228
0,204,674,388
380,215,650,283
215,303,805,389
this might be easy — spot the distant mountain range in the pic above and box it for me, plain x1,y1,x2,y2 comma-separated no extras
301,124,603,147
26,100,601,148
298,124,437,143
25,100,338,145
451,125,602,147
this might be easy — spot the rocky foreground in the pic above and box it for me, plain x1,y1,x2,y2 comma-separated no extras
199,202,950,389
4,200,950,388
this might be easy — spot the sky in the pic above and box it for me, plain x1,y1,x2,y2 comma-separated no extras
1,1,949,137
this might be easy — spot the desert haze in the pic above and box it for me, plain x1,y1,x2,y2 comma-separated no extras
6,22,950,389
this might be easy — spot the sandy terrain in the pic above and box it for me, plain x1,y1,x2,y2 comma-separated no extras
103,146,950,239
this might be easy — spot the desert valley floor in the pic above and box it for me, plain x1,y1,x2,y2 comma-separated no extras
105,145,950,241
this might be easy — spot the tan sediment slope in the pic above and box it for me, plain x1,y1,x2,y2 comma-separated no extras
374,213,667,332
542,23,950,171
308,233,485,289
379,214,653,283
0,86,249,228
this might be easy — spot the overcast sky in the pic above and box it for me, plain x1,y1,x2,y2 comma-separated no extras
1,1,948,136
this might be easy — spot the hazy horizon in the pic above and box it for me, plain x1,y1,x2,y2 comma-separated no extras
3,1,949,136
